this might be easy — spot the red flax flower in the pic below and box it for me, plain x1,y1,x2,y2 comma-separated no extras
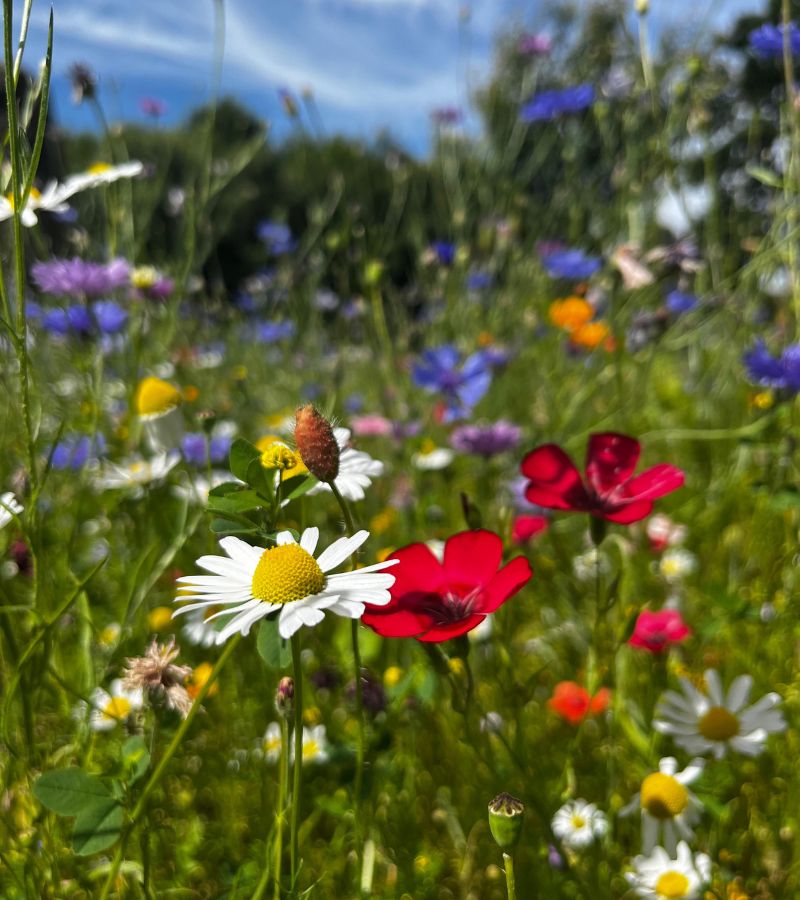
628,609,691,654
361,530,532,642
548,681,610,725
520,433,684,524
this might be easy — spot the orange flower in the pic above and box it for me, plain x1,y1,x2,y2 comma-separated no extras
186,661,219,701
548,681,610,725
548,297,593,332
570,320,611,349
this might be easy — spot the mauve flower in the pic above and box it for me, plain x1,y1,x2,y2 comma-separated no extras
31,257,131,297
629,609,691,654
518,33,552,56
431,106,462,125
139,96,167,118
450,421,522,458
521,84,594,122
351,414,394,438
520,433,684,525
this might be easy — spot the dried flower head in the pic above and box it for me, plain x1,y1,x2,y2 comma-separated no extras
294,405,340,483
123,638,193,718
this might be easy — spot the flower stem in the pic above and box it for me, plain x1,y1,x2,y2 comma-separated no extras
289,633,304,895
502,852,517,900
275,716,290,899
98,634,241,900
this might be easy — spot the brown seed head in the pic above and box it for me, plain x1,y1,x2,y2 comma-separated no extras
293,405,340,483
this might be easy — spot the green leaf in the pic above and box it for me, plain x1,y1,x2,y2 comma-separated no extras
121,736,151,784
229,438,262,482
256,619,291,670
72,799,123,855
281,474,318,502
746,163,782,189
33,768,113,815
207,490,266,515
210,517,260,535
208,481,245,498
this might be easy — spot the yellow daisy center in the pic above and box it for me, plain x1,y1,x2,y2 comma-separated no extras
264,735,281,753
88,162,112,174
135,376,182,417
103,696,132,721
131,265,159,289
698,706,740,741
302,739,320,760
570,814,586,829
640,773,689,820
654,871,690,898
251,544,325,605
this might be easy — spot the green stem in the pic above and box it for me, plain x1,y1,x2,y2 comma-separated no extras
275,716,290,899
502,852,517,900
289,633,304,895
98,634,241,900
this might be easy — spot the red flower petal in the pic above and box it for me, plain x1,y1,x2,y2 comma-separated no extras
387,542,445,597
512,515,548,544
622,464,685,502
603,499,653,524
481,556,533,614
520,444,590,511
585,433,641,497
360,605,432,638
416,614,486,642
442,530,503,588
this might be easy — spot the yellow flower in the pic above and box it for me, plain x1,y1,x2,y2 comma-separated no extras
186,661,219,700
257,436,309,479
131,265,159,290
135,376,182,419
303,705,321,726
548,297,594,332
384,666,403,688
148,607,174,632
370,508,397,535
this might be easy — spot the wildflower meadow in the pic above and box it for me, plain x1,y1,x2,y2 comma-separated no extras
3,0,800,897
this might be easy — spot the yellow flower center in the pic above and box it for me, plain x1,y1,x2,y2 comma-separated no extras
131,265,159,289
147,607,173,632
135,376,182,417
88,162,112,174
640,773,689,820
251,544,325,605
698,706,740,742
260,443,299,471
103,696,132,721
570,814,586,829
302,739,320,760
264,735,281,753
654,871,690,898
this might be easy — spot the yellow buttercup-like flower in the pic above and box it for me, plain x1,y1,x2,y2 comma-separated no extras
135,376,182,420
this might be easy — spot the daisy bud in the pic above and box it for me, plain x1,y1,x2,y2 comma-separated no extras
294,405,340,483
275,676,294,718
488,793,524,851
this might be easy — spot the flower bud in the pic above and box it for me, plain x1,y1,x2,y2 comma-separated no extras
276,676,294,717
488,793,524,851
294,405,340,483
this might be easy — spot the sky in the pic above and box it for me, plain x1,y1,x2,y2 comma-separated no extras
14,0,766,157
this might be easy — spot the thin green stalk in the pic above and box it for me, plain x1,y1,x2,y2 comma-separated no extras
98,634,242,900
502,852,517,900
275,715,290,899
289,633,304,895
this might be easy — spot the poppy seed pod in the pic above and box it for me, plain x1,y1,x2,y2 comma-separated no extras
488,793,524,851
294,405,340,483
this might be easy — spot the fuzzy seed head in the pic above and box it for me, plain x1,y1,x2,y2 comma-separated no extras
294,405,340,483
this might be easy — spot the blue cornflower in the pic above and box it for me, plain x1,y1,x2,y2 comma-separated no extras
93,300,128,334
258,221,297,255
181,433,232,466
744,341,800,391
540,247,602,280
466,270,493,291
412,344,493,421
254,321,295,343
345,393,365,413
665,290,698,315
430,241,456,266
748,22,800,59
520,83,594,122
50,433,106,469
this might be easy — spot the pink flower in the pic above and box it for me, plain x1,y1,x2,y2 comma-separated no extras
351,414,393,438
628,609,691,654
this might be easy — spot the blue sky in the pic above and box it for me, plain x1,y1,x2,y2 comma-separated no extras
15,0,765,156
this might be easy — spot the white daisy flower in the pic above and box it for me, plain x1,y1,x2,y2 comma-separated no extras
173,527,398,642
262,721,283,763
93,452,180,491
412,445,454,471
173,470,233,506
625,840,711,899
179,605,223,648
291,724,329,764
658,548,697,583
654,669,786,760
88,679,144,731
572,548,611,582
62,161,144,192
306,427,383,502
621,757,704,854
551,799,608,850
0,492,23,530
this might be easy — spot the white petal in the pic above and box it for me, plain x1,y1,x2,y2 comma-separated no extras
220,536,264,566
300,527,319,555
726,675,753,713
704,669,724,705
316,530,370,571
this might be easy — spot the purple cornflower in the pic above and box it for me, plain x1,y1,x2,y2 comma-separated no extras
450,421,522,458
744,341,800,392
665,290,698,315
31,258,131,297
181,433,232,466
520,84,594,122
412,344,493,421
254,321,295,343
430,241,456,266
50,434,106,470
518,33,552,56
748,22,800,59
431,106,462,125
540,246,602,280
258,222,297,256
139,96,167,118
